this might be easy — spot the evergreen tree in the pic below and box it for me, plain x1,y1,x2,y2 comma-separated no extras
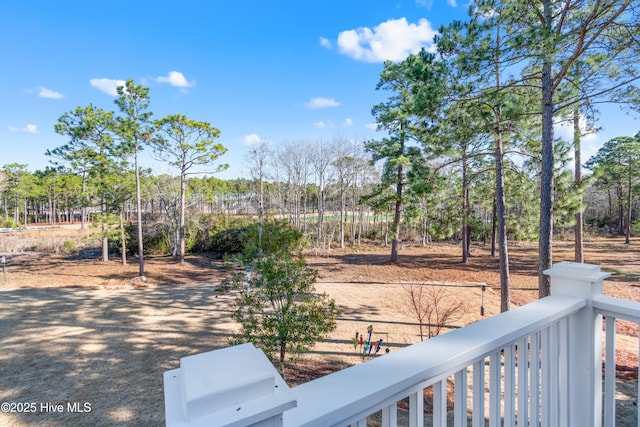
586,133,640,244
219,220,340,377
114,80,154,278
366,51,444,263
153,114,227,264
51,105,119,261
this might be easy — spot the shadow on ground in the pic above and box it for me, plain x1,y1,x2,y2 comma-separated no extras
0,284,234,426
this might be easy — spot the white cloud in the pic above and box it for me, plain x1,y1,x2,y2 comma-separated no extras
37,87,64,99
156,71,195,88
365,122,379,131
314,120,337,129
90,78,126,96
554,115,598,144
8,124,38,134
305,97,340,109
343,118,353,127
243,133,263,146
337,17,437,63
447,0,458,6
416,0,434,9
319,36,332,49
24,124,38,134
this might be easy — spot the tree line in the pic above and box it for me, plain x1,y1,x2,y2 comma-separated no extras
1,131,639,255
1,1,639,309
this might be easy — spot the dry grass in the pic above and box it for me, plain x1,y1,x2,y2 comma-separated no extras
1,230,640,425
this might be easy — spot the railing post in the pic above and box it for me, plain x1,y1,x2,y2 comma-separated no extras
545,261,610,427
164,343,296,427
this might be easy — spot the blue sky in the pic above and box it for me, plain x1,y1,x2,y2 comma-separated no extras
1,1,637,179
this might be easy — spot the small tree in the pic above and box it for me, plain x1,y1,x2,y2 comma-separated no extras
403,283,466,340
220,220,341,377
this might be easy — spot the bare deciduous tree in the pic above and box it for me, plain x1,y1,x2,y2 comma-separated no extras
244,139,272,246
310,139,335,253
403,283,466,341
277,141,313,231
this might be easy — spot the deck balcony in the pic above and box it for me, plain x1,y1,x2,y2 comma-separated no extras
163,261,640,426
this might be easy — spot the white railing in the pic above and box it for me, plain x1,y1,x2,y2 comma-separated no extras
164,262,640,427
594,295,640,427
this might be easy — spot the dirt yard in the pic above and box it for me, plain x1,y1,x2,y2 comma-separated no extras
1,229,639,426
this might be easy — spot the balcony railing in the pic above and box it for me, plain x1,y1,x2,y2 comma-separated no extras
163,262,640,427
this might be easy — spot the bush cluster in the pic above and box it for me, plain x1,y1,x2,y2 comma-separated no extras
116,214,256,257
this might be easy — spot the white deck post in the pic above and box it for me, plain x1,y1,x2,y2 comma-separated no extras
164,343,296,427
545,261,610,427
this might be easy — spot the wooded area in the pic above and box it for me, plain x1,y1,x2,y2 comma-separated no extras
1,1,639,310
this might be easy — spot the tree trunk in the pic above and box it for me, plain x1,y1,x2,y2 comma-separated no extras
390,131,405,263
14,193,19,226
384,210,389,247
178,171,187,265
316,186,324,252
390,171,402,263
422,213,428,246
340,188,345,249
135,148,145,278
493,23,510,311
81,172,87,230
49,197,53,225
120,209,127,266
626,173,632,244
258,173,264,250
495,130,511,312
461,157,470,264
102,226,109,262
101,196,109,263
608,188,613,223
279,343,286,378
491,198,497,257
618,187,625,235
573,105,584,262
538,0,554,298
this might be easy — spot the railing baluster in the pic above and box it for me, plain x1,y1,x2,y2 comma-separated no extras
544,325,555,427
433,379,447,427
489,351,501,427
381,402,397,427
531,331,541,427
517,336,529,426
350,419,367,427
454,368,468,427
550,322,559,425
604,316,617,426
558,317,569,427
473,358,485,427
504,343,516,426
409,389,424,427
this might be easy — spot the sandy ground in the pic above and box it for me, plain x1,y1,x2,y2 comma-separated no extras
1,232,639,425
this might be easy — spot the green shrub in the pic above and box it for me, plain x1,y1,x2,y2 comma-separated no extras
188,214,249,253
0,218,16,229
242,219,306,260
207,216,251,254
118,215,171,256
62,240,76,253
